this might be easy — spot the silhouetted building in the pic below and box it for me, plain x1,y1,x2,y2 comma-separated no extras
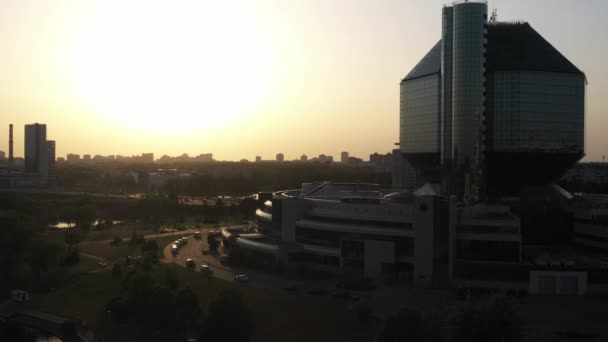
392,149,416,189
8,124,14,165
46,140,56,186
195,153,213,162
276,153,284,162
66,154,80,163
141,153,154,163
24,123,48,181
255,156,262,163
341,151,349,164
318,154,333,163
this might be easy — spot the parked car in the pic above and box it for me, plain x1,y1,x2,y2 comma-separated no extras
208,230,221,237
331,291,359,300
308,289,329,296
234,274,249,282
186,259,196,268
200,264,213,274
193,231,201,239
11,290,30,303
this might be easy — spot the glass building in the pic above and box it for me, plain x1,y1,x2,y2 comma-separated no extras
400,1,586,200
440,6,454,165
399,41,442,184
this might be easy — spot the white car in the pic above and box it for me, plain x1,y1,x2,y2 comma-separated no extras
200,264,213,274
234,273,249,282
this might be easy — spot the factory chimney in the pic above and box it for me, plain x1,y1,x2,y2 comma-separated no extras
9,124,14,164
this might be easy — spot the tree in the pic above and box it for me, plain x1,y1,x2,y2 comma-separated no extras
207,234,220,252
73,202,97,229
164,267,179,290
141,239,160,264
378,308,445,342
356,302,373,326
64,231,82,245
203,288,252,342
62,246,80,266
128,231,144,246
27,238,65,280
175,287,201,328
110,236,122,246
112,264,123,279
106,297,129,324
452,294,523,342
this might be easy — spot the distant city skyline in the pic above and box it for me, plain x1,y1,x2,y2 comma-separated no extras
0,0,606,161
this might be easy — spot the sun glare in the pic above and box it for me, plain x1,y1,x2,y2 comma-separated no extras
68,1,276,134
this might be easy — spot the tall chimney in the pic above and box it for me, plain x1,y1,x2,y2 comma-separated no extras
9,124,14,163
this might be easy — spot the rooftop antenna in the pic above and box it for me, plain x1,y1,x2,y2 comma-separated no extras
490,7,498,23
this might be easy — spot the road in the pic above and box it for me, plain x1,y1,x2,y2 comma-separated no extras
80,228,197,246
162,230,296,290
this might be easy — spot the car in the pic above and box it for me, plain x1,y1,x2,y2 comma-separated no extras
283,286,298,293
193,231,201,239
200,264,213,274
208,230,221,237
11,290,30,303
234,274,249,282
185,259,196,268
331,291,358,300
219,255,230,264
308,289,329,296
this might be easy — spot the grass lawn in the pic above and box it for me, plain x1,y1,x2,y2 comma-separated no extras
29,264,376,342
79,233,192,263
69,254,101,273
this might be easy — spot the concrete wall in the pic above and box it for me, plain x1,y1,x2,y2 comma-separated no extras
414,195,436,287
529,270,587,296
280,198,308,243
364,240,396,277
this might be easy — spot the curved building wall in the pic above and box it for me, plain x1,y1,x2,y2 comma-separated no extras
441,6,454,163
451,2,487,164
491,71,585,153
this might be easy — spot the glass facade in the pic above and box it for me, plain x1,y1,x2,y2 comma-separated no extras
451,2,487,165
491,70,585,153
400,74,441,154
441,6,454,163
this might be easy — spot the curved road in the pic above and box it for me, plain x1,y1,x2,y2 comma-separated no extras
161,230,295,290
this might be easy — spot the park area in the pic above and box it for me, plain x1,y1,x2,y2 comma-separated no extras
26,264,376,342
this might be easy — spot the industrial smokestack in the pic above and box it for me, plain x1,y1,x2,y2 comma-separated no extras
9,124,14,163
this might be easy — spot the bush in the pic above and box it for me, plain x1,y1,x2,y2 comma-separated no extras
128,232,145,246
110,236,122,246
356,303,373,325
112,264,122,279
452,294,523,342
106,297,129,324
203,288,252,342
62,246,80,266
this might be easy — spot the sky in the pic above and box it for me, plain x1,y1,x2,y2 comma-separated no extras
0,0,606,161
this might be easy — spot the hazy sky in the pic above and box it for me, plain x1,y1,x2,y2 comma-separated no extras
0,0,606,161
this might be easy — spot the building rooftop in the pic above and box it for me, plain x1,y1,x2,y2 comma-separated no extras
402,40,441,82
486,22,584,75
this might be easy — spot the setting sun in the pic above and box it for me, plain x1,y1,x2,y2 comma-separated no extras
66,1,277,134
